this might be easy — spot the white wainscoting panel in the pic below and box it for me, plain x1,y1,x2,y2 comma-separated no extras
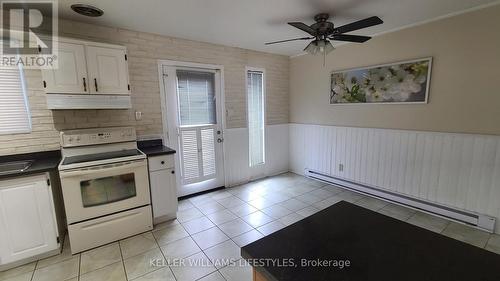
224,124,289,187
289,123,500,234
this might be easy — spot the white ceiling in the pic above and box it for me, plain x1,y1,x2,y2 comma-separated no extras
58,0,499,56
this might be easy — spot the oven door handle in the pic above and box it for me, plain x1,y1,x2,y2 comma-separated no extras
59,160,145,178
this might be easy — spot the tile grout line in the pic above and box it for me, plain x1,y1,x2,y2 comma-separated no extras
29,260,38,281
177,218,222,281
77,248,81,281
151,227,178,281
183,181,337,243
181,187,318,278
183,198,273,280
117,239,130,281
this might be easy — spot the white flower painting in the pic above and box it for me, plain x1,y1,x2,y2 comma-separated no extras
330,58,432,104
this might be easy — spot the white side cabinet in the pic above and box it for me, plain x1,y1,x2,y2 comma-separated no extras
0,173,60,269
148,155,178,224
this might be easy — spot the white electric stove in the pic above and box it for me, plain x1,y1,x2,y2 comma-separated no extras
58,127,152,254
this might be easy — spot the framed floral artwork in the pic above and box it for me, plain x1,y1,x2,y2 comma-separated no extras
330,58,432,104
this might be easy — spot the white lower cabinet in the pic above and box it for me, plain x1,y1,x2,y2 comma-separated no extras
0,173,59,269
148,155,178,224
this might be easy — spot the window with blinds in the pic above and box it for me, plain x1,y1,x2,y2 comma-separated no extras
176,70,216,126
247,70,265,167
0,65,31,135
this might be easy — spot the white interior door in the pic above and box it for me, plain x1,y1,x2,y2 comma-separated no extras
162,64,224,197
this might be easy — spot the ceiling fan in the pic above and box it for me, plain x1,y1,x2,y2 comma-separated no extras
266,13,383,56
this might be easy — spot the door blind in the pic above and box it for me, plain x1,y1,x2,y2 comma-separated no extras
0,65,31,135
177,70,216,126
247,71,265,167
179,126,217,184
201,128,216,177
180,130,200,181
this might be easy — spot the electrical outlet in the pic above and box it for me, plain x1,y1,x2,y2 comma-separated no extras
339,163,344,172
135,111,142,121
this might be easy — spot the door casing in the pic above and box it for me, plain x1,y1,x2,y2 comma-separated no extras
157,60,227,196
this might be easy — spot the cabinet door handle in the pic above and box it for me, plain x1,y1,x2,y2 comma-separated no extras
83,78,87,91
171,170,175,174
161,161,165,165
94,78,98,92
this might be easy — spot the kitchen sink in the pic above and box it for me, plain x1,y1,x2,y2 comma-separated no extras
0,160,33,176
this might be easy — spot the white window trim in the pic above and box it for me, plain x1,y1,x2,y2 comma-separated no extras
245,66,266,167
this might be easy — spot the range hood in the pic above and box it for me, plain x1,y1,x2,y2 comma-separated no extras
46,94,132,110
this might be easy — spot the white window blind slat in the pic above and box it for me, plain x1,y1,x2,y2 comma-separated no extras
201,128,216,177
0,65,31,135
247,71,265,167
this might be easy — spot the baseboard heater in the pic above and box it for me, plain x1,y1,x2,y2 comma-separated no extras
304,169,496,233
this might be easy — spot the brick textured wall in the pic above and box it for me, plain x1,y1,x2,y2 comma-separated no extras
0,19,289,155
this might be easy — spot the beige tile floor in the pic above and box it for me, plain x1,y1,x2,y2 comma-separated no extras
1,172,499,281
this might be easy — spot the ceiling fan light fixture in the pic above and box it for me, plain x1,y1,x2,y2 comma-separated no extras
305,39,334,56
265,13,383,61
304,40,319,55
323,40,335,55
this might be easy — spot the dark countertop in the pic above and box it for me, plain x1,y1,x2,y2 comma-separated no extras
0,150,61,180
241,201,500,281
137,139,176,157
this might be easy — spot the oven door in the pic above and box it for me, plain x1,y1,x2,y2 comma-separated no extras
59,159,150,224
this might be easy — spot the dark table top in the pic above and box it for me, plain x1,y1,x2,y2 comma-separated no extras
138,139,176,157
0,150,61,180
241,201,500,281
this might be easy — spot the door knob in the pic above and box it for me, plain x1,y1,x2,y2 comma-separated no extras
217,138,224,143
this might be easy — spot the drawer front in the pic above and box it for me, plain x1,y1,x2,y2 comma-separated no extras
68,205,152,254
148,155,174,171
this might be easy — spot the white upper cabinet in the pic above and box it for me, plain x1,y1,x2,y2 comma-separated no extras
86,46,130,95
0,174,59,267
42,39,130,96
42,42,88,94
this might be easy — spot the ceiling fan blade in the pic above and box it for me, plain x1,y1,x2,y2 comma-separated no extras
265,37,313,45
288,22,317,36
334,16,383,34
332,34,372,43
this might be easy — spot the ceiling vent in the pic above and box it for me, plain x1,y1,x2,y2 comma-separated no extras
71,4,104,17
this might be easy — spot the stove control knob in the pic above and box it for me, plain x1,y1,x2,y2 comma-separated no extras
68,137,73,142
76,136,81,141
